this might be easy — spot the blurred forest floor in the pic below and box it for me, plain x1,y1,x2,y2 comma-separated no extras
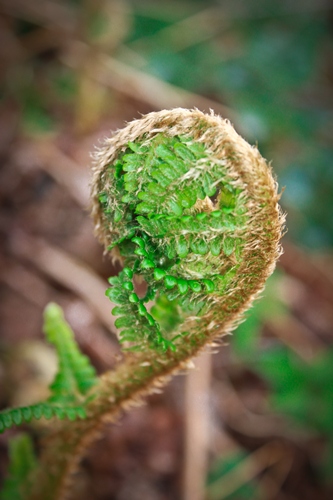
0,1,333,499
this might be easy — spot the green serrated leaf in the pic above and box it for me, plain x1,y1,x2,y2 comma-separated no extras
43,303,98,402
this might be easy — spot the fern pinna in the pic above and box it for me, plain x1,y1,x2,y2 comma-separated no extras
1,109,284,500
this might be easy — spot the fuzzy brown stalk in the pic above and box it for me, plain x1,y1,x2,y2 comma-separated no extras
27,108,284,500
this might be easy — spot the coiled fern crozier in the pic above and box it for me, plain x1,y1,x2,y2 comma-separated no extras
1,109,284,500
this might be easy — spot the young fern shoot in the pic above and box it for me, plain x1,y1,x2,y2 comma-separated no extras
1,109,284,500
92,108,284,353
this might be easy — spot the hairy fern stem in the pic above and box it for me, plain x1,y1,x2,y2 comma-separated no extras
16,108,283,500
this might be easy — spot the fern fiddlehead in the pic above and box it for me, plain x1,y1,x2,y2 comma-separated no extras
19,108,283,500
93,108,283,352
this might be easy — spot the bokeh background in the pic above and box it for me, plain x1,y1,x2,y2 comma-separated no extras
0,1,333,499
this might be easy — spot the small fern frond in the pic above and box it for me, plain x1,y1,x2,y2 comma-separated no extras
0,303,95,434
0,403,87,433
43,303,98,403
0,433,37,500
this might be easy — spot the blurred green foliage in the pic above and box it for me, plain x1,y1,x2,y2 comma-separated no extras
255,346,333,438
208,271,333,496
227,272,333,486
207,450,259,500
3,0,332,246
0,434,37,500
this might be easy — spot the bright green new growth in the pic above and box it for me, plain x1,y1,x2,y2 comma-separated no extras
44,303,98,401
100,133,247,351
0,303,98,434
0,434,37,500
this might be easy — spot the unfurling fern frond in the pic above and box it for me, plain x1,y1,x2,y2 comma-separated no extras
92,110,284,354
12,108,284,500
